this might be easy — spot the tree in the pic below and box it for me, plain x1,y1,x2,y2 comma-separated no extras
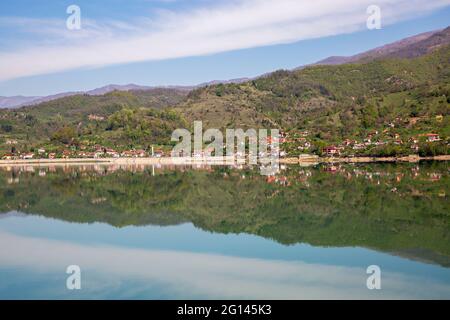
0,124,13,133
51,127,77,144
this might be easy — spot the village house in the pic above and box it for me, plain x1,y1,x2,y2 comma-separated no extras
277,176,290,187
266,175,277,184
62,150,71,159
121,150,134,157
2,153,15,160
353,143,365,150
364,131,378,144
134,149,147,157
88,114,105,121
121,149,147,158
323,146,340,157
78,151,96,158
297,141,311,151
426,133,440,142
342,139,355,147
409,137,419,144
324,165,338,173
21,153,34,160
428,173,442,181
299,131,309,137
105,148,120,157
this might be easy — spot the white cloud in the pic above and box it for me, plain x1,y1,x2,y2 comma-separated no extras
0,0,449,81
1,231,450,299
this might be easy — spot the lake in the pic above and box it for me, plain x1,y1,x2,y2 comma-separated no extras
0,162,449,299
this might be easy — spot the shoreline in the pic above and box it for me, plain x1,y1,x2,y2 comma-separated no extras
0,155,449,167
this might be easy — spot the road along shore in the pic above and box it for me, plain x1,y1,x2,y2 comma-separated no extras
0,155,448,167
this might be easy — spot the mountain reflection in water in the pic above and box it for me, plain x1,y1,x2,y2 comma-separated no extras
0,162,450,298
1,162,448,267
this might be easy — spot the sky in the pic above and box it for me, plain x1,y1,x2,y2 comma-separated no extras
0,0,449,96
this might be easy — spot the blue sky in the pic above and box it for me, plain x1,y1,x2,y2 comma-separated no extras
0,0,449,96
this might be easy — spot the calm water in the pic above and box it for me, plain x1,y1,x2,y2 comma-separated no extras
0,162,449,299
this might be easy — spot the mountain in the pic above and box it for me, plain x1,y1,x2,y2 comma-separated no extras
198,77,251,87
1,27,449,110
315,27,450,65
15,91,82,108
175,43,449,129
0,84,194,109
0,96,40,109
0,82,242,109
0,27,449,157
85,84,153,95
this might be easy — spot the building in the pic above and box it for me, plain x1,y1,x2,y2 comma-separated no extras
135,149,147,157
105,148,120,157
426,134,440,142
22,153,34,160
323,146,340,157
62,150,72,159
2,153,15,160
121,150,147,158
88,114,105,121
78,151,96,158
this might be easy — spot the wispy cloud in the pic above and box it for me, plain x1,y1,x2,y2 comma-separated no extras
0,0,449,81
1,231,450,299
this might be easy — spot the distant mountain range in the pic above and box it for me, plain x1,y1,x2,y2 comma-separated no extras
0,80,256,109
0,84,194,109
314,26,450,65
0,26,449,109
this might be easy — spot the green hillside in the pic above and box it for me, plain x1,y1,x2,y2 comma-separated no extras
0,45,449,156
0,88,188,151
178,44,449,132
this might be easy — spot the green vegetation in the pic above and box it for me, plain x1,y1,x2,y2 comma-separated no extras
0,89,188,153
0,46,449,156
0,163,448,266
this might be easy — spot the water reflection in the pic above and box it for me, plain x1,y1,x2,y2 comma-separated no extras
0,162,449,299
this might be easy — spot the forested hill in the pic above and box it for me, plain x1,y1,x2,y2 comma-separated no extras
0,43,449,156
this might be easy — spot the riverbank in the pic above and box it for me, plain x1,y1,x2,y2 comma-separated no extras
0,155,448,167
